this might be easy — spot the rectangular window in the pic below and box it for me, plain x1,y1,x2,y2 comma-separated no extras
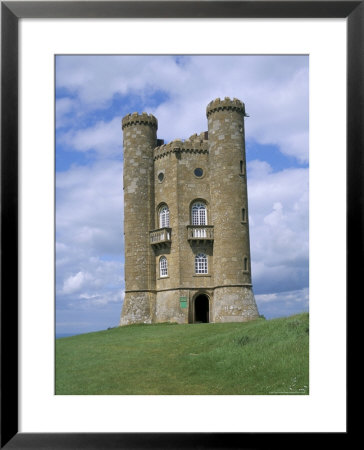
192,203,207,225
199,209,206,225
192,209,199,225
242,208,246,222
195,254,208,274
160,257,168,277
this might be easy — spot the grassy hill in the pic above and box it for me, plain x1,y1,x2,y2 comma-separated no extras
56,313,309,395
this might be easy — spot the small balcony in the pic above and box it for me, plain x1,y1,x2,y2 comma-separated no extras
187,225,214,243
150,227,172,247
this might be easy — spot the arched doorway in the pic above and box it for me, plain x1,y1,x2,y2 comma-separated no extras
194,294,209,323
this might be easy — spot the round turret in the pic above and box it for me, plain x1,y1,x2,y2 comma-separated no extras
207,96,259,321
122,112,158,130
206,97,246,118
120,110,158,326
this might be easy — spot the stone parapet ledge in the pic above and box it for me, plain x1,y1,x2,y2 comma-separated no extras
206,96,246,118
121,111,158,130
153,139,208,160
188,131,208,142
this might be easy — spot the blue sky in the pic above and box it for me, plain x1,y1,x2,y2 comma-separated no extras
55,55,309,335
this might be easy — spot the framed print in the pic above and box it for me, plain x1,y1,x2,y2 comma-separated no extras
1,1,360,447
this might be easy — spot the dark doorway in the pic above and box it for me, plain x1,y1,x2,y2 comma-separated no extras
194,294,209,323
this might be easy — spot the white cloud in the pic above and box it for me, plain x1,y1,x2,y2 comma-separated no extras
256,288,309,305
255,288,309,318
56,97,77,129
79,290,124,307
56,55,308,162
56,160,123,252
263,202,284,227
56,160,124,312
59,116,122,156
62,271,92,294
57,254,124,309
248,161,309,294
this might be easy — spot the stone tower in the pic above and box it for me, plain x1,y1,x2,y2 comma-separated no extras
120,112,157,325
120,97,259,325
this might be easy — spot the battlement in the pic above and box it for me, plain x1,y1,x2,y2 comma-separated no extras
206,97,246,118
122,112,158,130
188,131,208,142
154,138,208,160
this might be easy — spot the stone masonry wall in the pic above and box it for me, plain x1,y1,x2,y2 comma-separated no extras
120,98,259,325
120,113,157,325
207,98,259,322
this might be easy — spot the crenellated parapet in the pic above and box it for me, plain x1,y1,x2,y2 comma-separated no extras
188,131,208,142
153,138,208,160
206,97,246,118
122,112,158,130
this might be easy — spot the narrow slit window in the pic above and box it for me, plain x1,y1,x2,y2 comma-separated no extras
242,208,246,222
244,257,248,271
240,160,244,174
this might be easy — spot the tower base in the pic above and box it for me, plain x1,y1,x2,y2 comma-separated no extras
212,286,259,323
119,291,155,326
120,287,259,325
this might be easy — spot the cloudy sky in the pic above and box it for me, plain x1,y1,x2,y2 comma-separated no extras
55,55,309,336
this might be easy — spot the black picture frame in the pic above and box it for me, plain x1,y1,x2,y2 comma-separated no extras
1,1,358,448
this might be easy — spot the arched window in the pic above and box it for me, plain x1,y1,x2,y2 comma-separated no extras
191,202,207,225
160,256,168,277
159,205,170,228
195,253,208,274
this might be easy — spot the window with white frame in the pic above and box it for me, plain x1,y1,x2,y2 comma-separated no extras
159,205,170,228
160,256,168,277
195,253,208,274
192,202,207,225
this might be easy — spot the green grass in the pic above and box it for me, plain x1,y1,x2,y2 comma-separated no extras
56,313,309,395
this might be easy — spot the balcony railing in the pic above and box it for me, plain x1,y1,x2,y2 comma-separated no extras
187,225,214,242
150,227,172,247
